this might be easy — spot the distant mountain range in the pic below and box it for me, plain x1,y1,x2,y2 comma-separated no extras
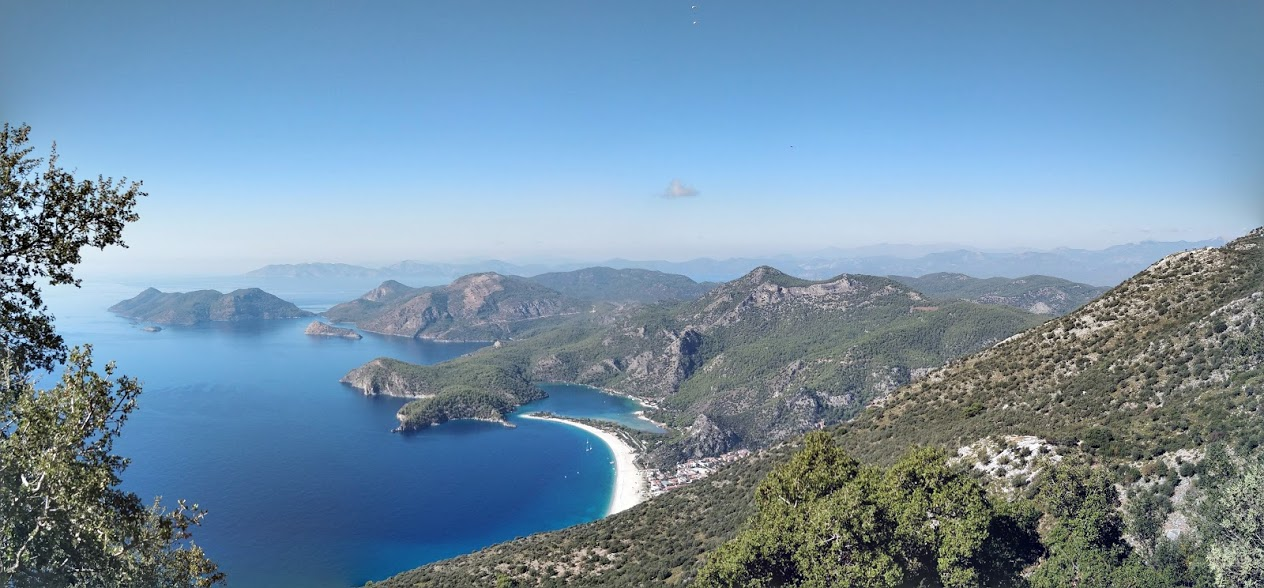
244,239,1224,287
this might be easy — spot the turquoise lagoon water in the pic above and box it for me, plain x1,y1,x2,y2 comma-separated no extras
40,281,657,587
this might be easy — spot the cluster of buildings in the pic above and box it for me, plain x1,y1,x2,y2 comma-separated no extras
646,449,752,497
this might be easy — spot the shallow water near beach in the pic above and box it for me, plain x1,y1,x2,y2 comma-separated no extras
40,280,651,588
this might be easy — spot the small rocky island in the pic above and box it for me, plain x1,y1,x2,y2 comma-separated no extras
110,287,312,325
304,321,362,339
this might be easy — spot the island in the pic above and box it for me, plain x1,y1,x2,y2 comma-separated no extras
304,321,362,339
109,287,313,325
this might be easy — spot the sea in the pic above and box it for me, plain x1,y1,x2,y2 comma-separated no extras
38,278,663,588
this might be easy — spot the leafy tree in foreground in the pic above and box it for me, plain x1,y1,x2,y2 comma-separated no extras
1030,465,1212,588
1,122,221,586
1,122,142,377
696,432,1039,587
1,348,221,586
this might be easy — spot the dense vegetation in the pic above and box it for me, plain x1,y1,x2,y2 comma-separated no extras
379,229,1263,586
108,287,312,325
698,432,1263,587
890,273,1107,316
697,432,1033,587
384,357,545,429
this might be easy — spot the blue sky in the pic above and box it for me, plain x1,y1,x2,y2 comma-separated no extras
4,1,1261,274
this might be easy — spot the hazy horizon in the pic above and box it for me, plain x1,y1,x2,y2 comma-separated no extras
64,232,1238,280
6,2,1261,277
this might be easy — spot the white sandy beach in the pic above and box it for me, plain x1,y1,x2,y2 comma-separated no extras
519,414,647,516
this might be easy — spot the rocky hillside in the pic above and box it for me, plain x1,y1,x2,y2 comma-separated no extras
322,273,586,341
526,267,715,303
372,229,1262,587
891,272,1107,315
845,227,1264,465
108,288,312,325
347,266,1043,446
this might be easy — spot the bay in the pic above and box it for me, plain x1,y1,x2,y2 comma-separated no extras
39,281,650,587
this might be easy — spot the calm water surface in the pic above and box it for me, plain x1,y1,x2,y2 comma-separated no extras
42,281,652,587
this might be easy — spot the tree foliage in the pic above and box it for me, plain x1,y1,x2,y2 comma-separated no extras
0,123,220,586
696,433,1036,587
1,122,143,375
1199,459,1264,586
1,349,222,586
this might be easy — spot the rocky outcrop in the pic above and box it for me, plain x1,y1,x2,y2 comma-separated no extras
678,414,737,459
109,288,312,325
304,321,362,339
340,358,433,397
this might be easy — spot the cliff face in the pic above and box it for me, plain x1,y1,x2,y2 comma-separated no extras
677,414,737,459
304,321,362,339
323,273,585,340
109,288,312,325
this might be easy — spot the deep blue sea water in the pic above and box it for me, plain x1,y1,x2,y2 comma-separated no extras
40,280,656,587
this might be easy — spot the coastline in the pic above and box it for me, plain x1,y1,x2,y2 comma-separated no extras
537,381,671,432
518,414,647,516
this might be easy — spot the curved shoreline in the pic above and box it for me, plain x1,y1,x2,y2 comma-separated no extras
518,414,647,516
535,381,670,432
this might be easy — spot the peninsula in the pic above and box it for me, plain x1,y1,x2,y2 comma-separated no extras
110,287,312,325
520,414,647,516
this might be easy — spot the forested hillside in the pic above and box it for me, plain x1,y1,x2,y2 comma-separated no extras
526,267,715,304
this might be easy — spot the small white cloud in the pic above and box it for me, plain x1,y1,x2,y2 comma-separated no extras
662,179,700,199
